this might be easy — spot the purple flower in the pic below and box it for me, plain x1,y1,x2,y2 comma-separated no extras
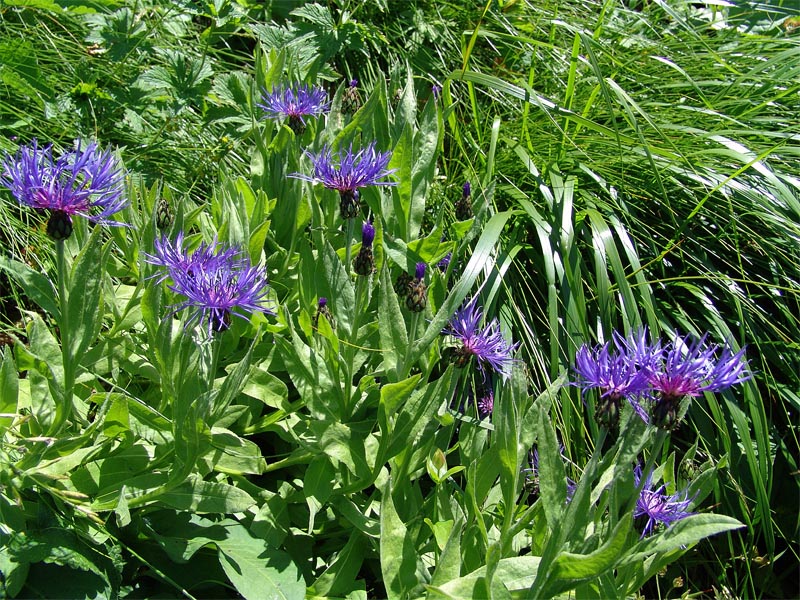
415,262,426,280
361,220,375,247
146,234,273,336
432,84,442,100
144,232,245,284
476,390,494,417
258,83,330,133
572,335,652,426
290,142,397,219
634,465,694,537
648,334,750,429
1,139,127,239
437,252,452,271
442,298,518,381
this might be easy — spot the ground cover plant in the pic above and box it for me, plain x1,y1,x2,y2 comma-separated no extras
0,1,798,599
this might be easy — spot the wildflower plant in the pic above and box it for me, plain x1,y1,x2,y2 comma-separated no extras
0,60,753,600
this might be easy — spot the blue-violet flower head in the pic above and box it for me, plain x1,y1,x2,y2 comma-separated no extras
258,83,330,128
361,220,375,247
443,298,519,381
634,465,694,537
146,234,273,337
1,139,127,238
290,141,397,194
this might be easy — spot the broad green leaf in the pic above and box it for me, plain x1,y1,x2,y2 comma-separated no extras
0,347,18,431
310,530,366,598
158,475,257,514
217,520,304,600
537,396,566,528
378,262,408,381
0,255,59,319
428,556,542,597
380,478,419,600
542,518,631,597
66,229,107,363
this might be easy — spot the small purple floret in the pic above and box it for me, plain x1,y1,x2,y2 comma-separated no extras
634,465,694,537
415,262,426,280
361,221,375,247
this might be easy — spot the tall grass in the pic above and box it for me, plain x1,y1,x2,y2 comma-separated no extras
437,0,799,596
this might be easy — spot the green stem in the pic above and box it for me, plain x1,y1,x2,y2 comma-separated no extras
343,276,367,418
48,240,74,436
344,218,356,276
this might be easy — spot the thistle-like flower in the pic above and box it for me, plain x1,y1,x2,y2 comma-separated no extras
476,390,494,417
1,139,127,240
145,234,273,337
353,220,376,276
573,333,653,428
290,142,397,219
258,83,330,135
442,298,518,381
634,465,694,537
648,334,750,430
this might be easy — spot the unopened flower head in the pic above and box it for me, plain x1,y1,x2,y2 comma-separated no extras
313,296,335,329
258,83,330,134
290,142,397,219
353,220,376,276
146,234,273,337
455,180,473,221
405,262,428,312
649,334,750,429
634,465,694,537
443,298,518,381
1,139,127,240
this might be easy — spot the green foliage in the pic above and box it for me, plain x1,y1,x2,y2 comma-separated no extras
0,1,797,599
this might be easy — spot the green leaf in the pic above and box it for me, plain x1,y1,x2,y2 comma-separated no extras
380,478,419,600
537,396,566,528
158,475,256,514
428,556,542,596
378,262,408,381
0,347,18,431
0,255,59,319
542,518,631,597
217,520,304,600
310,530,366,598
66,229,107,363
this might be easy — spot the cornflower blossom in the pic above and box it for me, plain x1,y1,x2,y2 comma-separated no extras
476,390,494,417
290,142,397,219
634,465,694,537
572,334,652,427
648,334,750,430
1,139,126,240
144,232,245,285
442,298,518,381
258,84,330,134
145,234,273,337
